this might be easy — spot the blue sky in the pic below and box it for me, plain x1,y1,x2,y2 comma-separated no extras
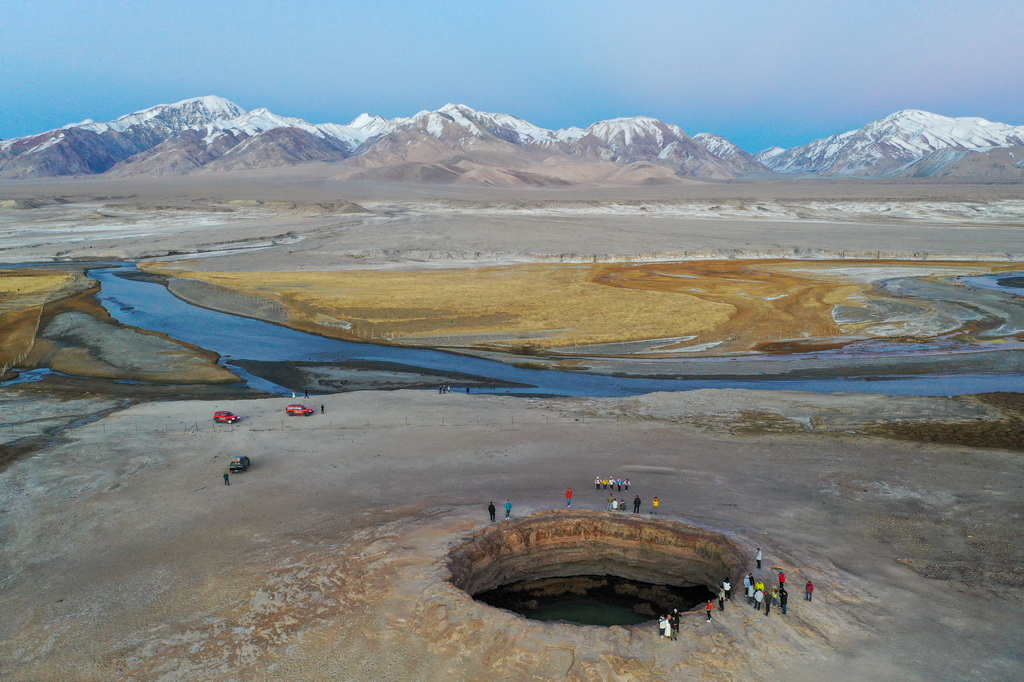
2,0,1022,152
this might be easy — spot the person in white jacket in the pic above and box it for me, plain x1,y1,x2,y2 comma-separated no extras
658,615,670,639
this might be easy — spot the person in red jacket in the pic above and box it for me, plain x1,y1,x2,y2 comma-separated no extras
706,599,714,621
565,488,573,507
805,580,814,601
779,571,786,586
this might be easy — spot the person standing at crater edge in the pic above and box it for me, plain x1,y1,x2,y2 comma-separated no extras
565,488,573,507
505,499,512,520
632,495,641,513
488,501,496,522
755,547,763,569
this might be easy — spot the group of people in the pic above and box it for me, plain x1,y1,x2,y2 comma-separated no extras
595,476,630,491
657,548,818,638
603,493,657,514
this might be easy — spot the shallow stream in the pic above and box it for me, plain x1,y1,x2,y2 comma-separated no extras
82,266,1024,397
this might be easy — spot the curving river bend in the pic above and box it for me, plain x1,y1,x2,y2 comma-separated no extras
83,266,1024,397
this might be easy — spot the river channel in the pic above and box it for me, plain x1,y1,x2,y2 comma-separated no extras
82,267,1024,397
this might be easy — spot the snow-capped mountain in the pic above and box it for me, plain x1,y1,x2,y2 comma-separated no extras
693,133,769,175
0,96,245,177
111,107,388,175
565,117,734,179
887,145,1024,179
5,97,1022,182
1,98,738,180
762,110,1024,176
755,146,786,166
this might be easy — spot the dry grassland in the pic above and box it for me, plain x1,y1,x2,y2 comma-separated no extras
148,264,735,349
144,259,1012,355
0,271,80,370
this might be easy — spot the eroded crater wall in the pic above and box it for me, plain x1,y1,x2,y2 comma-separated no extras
448,511,744,596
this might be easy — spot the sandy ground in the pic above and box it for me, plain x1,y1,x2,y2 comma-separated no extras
0,389,1022,680
2,170,1024,268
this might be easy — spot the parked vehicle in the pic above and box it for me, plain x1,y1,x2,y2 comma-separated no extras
214,411,241,423
229,455,251,472
286,404,314,416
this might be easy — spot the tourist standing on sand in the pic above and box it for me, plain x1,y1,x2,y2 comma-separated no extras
723,577,732,601
764,589,772,616
488,502,496,522
603,477,609,489
612,498,619,511
652,497,660,514
504,499,512,520
754,588,764,611
771,586,779,608
755,547,762,569
746,581,755,605
718,585,726,611
743,574,752,602
659,615,670,639
616,477,623,492
805,580,814,601
780,587,789,615
624,477,630,491
566,488,573,507
779,570,786,586
320,404,324,414
607,493,614,510
595,476,601,490
633,495,641,513
706,599,714,621
223,472,229,486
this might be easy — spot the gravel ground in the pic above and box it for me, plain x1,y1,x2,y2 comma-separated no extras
1,389,1022,680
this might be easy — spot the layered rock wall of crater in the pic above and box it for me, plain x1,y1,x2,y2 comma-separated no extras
448,511,744,596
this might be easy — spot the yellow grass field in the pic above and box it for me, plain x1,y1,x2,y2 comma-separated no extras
0,271,80,370
143,259,1016,355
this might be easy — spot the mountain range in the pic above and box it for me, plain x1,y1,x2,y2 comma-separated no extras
2,96,1022,184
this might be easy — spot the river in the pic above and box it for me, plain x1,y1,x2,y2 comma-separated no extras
80,266,1024,397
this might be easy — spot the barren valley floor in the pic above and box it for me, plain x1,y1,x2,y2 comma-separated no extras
1,173,1022,680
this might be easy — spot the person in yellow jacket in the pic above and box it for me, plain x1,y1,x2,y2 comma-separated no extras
652,497,660,514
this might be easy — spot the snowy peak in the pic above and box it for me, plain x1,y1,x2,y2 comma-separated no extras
694,133,769,174
763,110,1024,175
584,116,684,150
755,146,786,164
82,95,247,135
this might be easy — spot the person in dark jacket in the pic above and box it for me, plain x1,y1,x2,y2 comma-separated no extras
488,502,496,522
780,586,789,615
632,495,641,513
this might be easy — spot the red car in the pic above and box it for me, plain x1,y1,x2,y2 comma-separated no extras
286,404,314,416
214,411,241,423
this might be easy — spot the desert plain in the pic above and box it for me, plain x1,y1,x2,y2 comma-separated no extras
1,168,1023,681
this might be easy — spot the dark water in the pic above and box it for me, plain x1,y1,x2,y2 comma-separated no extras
474,575,715,626
80,266,1024,397
519,598,650,626
960,272,1024,296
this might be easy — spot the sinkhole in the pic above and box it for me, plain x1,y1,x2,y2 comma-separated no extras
448,511,744,626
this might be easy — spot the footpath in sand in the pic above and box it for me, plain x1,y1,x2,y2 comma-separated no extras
1,389,1022,681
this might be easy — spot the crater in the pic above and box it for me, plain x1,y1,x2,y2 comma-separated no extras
447,511,744,626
